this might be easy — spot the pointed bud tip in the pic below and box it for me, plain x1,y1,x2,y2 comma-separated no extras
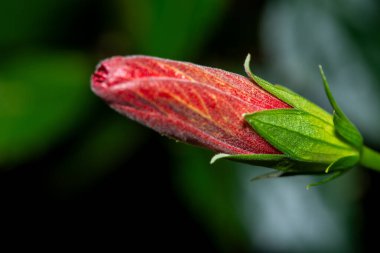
92,64,108,88
91,56,126,91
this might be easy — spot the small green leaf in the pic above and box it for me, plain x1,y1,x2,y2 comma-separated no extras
244,109,358,164
319,65,363,149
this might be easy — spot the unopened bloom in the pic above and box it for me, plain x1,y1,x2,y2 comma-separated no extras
91,55,290,155
92,54,379,186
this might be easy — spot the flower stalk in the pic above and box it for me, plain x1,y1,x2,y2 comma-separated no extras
360,146,380,172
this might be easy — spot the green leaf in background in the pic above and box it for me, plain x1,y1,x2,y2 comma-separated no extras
170,144,250,252
49,115,146,194
119,0,227,59
0,51,91,167
0,0,77,47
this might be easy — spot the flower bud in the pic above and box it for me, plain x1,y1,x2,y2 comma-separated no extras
91,54,367,186
91,55,290,155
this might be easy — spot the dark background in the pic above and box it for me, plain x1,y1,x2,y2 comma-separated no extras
1,0,380,252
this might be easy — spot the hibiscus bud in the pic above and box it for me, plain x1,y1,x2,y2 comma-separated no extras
91,55,290,155
91,54,380,186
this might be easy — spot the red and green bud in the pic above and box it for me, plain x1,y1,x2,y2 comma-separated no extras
91,54,380,187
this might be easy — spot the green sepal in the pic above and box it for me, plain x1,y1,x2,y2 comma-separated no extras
306,171,345,189
244,109,359,164
211,153,286,168
211,150,358,175
244,54,332,123
211,153,329,174
244,54,363,151
319,65,363,150
211,153,358,187
211,153,293,181
211,153,291,171
324,155,359,173
236,55,366,185
305,155,358,188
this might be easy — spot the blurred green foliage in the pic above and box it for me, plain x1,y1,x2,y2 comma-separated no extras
0,51,90,166
171,145,250,252
0,0,74,46
50,115,146,194
119,0,227,59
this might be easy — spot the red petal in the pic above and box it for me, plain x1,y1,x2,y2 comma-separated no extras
92,56,291,154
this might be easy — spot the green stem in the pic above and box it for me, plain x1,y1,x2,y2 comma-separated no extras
360,146,380,172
